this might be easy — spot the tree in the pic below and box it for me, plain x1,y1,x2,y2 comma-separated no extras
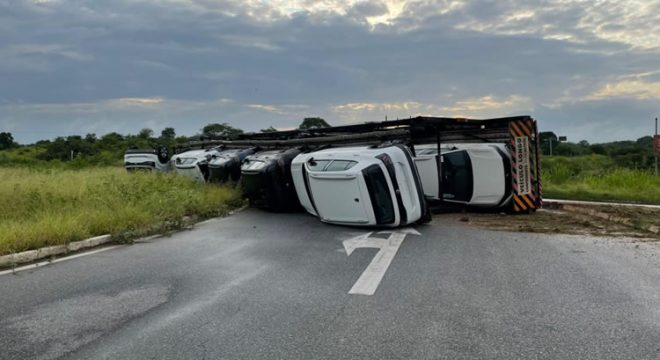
84,133,97,143
161,127,176,139
100,132,124,144
298,117,330,130
175,135,189,144
138,128,154,139
201,123,243,138
37,135,97,161
635,136,653,147
539,131,557,155
554,142,591,157
590,144,606,155
0,132,15,150
260,126,278,133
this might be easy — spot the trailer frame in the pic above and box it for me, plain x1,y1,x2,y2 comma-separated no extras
175,116,543,212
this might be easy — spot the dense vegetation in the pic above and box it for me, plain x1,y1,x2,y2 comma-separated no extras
0,168,243,256
0,124,242,168
537,131,658,204
0,118,327,168
539,131,656,170
542,155,659,204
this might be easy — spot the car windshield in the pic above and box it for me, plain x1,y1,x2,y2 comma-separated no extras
362,165,395,225
441,150,473,202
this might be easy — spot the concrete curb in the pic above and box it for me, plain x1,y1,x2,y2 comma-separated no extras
0,205,248,269
0,235,112,268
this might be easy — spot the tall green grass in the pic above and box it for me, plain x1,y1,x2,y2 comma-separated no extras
0,147,123,168
542,155,660,204
0,167,243,256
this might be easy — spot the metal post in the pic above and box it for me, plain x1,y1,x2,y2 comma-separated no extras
549,138,553,156
436,125,443,202
655,117,658,176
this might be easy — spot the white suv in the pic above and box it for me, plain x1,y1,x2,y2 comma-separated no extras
291,145,429,227
413,143,512,207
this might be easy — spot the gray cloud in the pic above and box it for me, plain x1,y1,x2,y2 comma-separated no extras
0,0,658,143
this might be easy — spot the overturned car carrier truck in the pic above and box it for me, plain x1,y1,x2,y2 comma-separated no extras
177,116,542,214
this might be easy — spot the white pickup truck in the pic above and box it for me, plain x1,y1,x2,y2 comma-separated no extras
291,144,430,227
413,143,512,208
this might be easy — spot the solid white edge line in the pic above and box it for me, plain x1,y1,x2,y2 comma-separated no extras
0,245,122,276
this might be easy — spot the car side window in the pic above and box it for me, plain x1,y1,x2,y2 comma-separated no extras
306,160,357,171
325,160,357,171
416,148,438,155
307,160,331,171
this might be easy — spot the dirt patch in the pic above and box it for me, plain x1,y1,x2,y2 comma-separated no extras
444,204,660,241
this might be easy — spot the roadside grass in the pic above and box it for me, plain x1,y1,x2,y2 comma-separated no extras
542,155,660,205
0,146,51,167
0,167,244,256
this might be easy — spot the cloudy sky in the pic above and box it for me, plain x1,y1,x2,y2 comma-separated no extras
1,0,658,144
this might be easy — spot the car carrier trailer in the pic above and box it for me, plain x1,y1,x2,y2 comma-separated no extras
178,116,543,214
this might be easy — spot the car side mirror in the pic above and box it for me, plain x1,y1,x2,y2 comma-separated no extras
307,157,316,167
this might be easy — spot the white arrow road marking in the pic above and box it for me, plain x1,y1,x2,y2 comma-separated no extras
342,228,421,296
377,227,421,236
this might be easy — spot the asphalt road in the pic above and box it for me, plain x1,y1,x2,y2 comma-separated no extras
1,209,659,360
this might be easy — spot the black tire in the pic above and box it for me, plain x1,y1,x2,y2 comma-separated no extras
157,145,170,164
418,202,433,224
